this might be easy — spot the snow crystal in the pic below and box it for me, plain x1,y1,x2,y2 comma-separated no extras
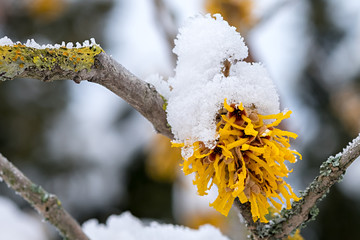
83,211,230,240
162,14,280,149
0,36,100,49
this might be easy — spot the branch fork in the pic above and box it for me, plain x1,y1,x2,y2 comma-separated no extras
0,44,359,239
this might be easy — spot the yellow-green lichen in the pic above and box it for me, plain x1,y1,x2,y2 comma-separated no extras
160,95,168,111
0,44,103,80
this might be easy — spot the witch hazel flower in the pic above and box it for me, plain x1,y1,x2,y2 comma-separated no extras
149,14,301,223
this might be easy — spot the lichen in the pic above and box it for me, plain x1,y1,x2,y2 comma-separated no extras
307,205,319,224
319,154,342,176
0,44,103,81
160,95,168,111
41,193,50,203
30,183,42,193
247,187,320,238
250,153,343,238
30,183,51,203
3,167,17,186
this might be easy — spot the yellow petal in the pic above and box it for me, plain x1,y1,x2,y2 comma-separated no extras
223,98,234,112
227,138,249,150
242,115,258,136
171,142,184,147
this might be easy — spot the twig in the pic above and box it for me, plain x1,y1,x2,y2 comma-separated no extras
2,43,360,239
235,134,360,239
271,134,360,239
89,53,172,139
234,199,257,230
0,153,89,240
0,49,173,139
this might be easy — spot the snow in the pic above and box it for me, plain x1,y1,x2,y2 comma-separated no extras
341,133,360,155
83,211,230,240
0,36,99,49
145,74,171,99
337,133,360,197
0,36,13,46
171,13,248,87
161,14,280,149
0,197,47,240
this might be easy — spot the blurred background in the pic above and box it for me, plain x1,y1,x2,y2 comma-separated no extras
0,0,360,239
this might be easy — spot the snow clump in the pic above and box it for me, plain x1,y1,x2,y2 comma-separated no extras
0,197,47,240
83,211,230,240
155,14,280,150
0,36,99,49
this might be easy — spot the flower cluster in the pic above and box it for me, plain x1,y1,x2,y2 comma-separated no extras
174,99,301,222
150,14,302,223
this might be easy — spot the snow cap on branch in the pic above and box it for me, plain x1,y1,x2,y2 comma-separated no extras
171,13,248,88
164,14,280,149
83,211,229,240
0,36,99,49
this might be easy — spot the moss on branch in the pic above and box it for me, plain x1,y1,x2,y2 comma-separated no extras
0,44,103,81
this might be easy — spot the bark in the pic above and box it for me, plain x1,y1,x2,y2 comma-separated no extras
1,44,360,239
0,153,89,240
235,134,360,239
269,135,360,239
0,47,172,139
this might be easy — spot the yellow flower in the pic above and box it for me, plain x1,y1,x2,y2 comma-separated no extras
205,0,256,33
146,135,181,182
27,0,66,21
173,99,301,223
287,229,304,240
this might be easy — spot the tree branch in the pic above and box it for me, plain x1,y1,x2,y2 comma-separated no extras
0,44,173,139
235,134,360,239
271,135,360,239
89,53,173,139
0,153,89,240
2,42,360,240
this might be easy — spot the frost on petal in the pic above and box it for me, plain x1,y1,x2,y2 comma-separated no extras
166,14,279,149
